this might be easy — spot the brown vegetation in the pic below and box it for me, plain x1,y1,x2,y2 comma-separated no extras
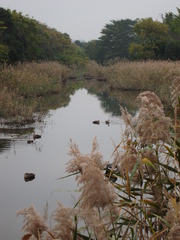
0,61,69,124
86,60,180,105
17,77,180,239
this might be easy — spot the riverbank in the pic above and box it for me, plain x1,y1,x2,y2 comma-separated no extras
0,60,178,125
86,60,180,105
0,61,69,125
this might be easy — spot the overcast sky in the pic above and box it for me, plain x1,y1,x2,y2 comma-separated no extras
1,0,179,41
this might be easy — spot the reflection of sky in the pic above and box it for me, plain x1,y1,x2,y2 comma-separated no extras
0,88,129,239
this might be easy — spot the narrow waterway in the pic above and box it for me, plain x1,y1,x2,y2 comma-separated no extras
0,87,138,239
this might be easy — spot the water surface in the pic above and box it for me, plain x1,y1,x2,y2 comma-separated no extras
0,87,138,239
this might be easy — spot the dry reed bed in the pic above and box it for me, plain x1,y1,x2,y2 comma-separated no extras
0,61,68,97
86,60,180,104
0,61,69,124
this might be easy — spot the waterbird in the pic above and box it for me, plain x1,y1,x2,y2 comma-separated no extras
33,134,41,139
24,172,35,182
105,120,110,126
92,120,100,125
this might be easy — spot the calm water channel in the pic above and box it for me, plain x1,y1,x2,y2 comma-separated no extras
0,85,139,240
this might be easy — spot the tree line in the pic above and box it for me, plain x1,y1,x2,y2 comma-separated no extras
1,7,180,65
76,8,180,63
0,8,87,65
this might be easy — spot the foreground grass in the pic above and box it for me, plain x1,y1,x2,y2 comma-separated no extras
0,61,69,124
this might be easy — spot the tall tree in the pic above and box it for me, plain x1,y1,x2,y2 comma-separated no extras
0,8,24,62
162,8,180,59
129,18,169,59
0,8,87,65
98,19,137,63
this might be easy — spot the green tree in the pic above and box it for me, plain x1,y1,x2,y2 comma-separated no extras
162,8,180,60
0,8,87,65
0,44,9,63
0,19,9,63
0,8,23,62
98,19,137,63
83,40,101,62
129,18,169,59
163,8,180,36
11,10,40,61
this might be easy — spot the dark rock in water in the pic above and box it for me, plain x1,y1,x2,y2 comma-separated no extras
93,120,100,125
105,120,110,126
27,140,33,144
24,172,35,182
33,134,41,139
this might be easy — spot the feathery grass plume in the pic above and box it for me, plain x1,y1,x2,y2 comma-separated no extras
136,91,171,144
171,74,180,140
171,75,180,109
115,106,142,182
166,198,180,223
137,91,163,108
151,184,164,214
52,202,78,240
120,106,133,128
17,205,48,239
79,207,108,240
120,105,135,138
67,138,116,208
66,137,106,174
167,226,180,240
164,199,180,240
114,144,142,184
79,163,116,209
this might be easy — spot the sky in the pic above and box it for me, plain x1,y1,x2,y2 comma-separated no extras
1,0,180,41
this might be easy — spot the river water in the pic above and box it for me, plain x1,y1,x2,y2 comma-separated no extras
0,86,138,239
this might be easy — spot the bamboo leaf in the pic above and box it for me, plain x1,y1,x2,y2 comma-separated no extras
158,162,178,173
122,223,131,240
152,214,172,229
76,233,91,240
164,145,174,157
141,199,159,208
130,160,139,182
126,163,131,197
118,216,137,226
142,158,156,170
143,211,155,235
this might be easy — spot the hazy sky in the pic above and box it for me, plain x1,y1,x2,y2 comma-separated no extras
1,0,179,41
